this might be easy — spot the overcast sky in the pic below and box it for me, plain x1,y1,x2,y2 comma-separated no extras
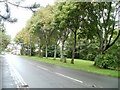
4,0,54,40
2,0,119,40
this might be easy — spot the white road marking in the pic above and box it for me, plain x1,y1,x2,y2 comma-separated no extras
37,66,49,71
10,65,28,87
28,61,83,84
29,62,35,65
6,59,28,88
55,72,83,83
28,62,49,71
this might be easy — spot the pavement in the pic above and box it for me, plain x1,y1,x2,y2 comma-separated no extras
0,54,119,89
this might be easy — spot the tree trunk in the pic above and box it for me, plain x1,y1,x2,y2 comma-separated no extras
94,38,104,66
38,45,41,57
99,31,104,54
71,31,77,64
63,57,67,63
28,32,31,56
60,40,65,62
38,41,42,57
21,44,24,55
54,44,57,60
27,45,29,56
29,45,31,56
45,44,48,58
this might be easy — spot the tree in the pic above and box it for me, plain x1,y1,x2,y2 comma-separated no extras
15,5,55,57
76,2,120,67
82,2,120,54
52,2,71,62
54,2,91,64
50,29,61,60
0,0,40,22
41,5,55,58
31,5,55,58
14,28,28,55
0,23,11,53
0,0,40,54
14,27,36,56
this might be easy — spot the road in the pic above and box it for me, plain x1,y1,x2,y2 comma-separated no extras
0,54,119,88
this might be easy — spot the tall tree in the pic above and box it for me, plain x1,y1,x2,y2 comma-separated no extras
0,23,11,53
54,2,89,64
82,2,120,54
52,2,71,62
0,0,40,22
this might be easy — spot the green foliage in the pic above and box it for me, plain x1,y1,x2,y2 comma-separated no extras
95,36,120,70
106,37,120,60
95,54,119,69
65,37,99,61
0,24,11,53
42,46,60,57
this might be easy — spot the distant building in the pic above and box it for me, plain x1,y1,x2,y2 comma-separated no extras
7,43,21,55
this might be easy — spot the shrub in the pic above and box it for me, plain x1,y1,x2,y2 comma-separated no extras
87,54,95,61
95,54,119,69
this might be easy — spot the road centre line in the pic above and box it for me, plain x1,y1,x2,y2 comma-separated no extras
19,60,96,88
30,62,84,84
28,60,85,85
37,66,49,71
28,61,83,84
19,59,94,87
55,72,83,83
28,62,49,71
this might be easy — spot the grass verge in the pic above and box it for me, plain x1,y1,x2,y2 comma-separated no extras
20,55,119,78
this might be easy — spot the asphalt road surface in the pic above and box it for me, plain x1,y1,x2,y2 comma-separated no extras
0,54,119,88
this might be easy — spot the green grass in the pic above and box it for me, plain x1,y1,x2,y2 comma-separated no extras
20,55,119,78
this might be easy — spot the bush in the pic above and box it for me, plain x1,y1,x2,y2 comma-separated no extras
87,54,96,61
95,54,119,69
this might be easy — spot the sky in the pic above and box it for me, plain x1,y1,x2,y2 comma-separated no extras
2,0,119,40
4,0,54,40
